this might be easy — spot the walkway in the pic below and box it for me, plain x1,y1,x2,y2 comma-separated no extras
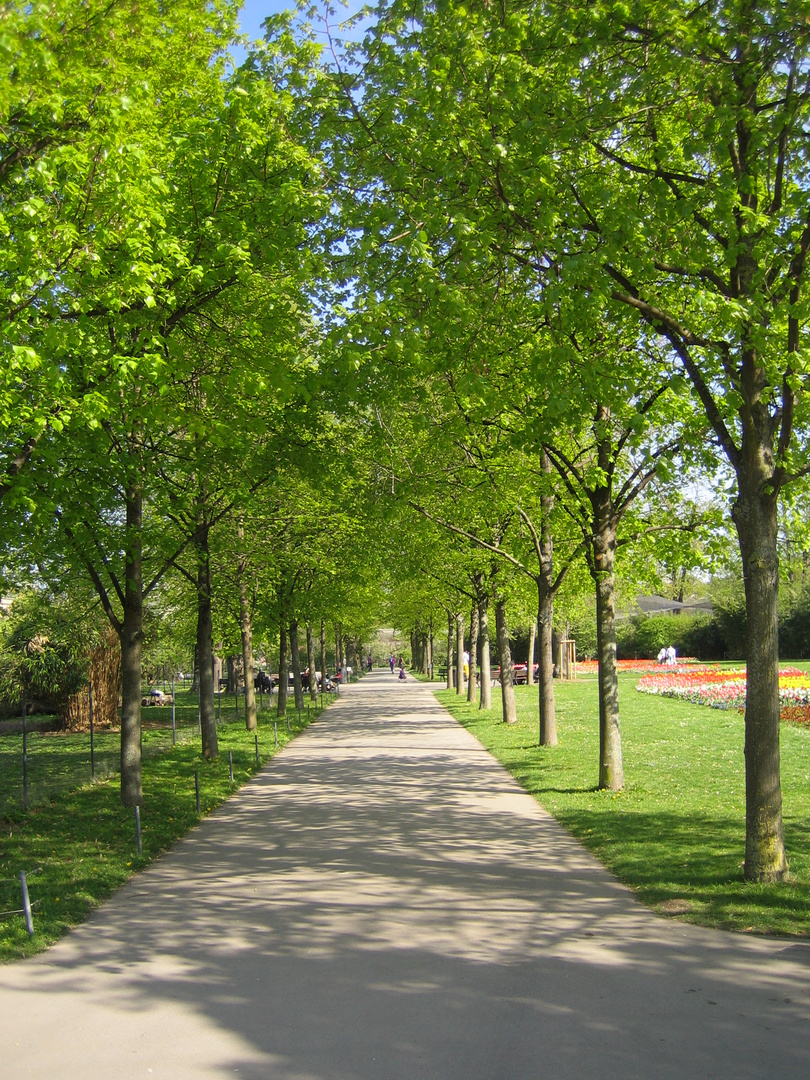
1,670,809,1079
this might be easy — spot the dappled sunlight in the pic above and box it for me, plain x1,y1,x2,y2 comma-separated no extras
1,670,809,1079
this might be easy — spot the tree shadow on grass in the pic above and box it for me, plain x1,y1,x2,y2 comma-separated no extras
2,674,810,1079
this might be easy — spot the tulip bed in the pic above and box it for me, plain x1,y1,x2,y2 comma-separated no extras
577,658,699,675
636,665,810,726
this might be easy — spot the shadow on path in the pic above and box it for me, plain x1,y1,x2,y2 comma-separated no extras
1,671,809,1079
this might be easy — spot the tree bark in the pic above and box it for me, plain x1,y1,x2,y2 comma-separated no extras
237,549,257,733
477,578,492,710
467,600,479,704
455,612,464,695
537,580,557,746
320,618,326,691
591,488,622,791
290,618,304,711
277,620,288,718
446,612,453,690
733,475,787,881
306,622,318,702
494,593,517,724
119,483,143,806
194,515,218,760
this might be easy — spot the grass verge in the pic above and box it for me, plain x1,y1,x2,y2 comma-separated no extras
0,693,326,962
437,674,810,938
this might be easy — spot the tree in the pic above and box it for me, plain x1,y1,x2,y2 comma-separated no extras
549,1,810,878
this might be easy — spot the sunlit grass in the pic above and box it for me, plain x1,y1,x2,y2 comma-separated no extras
437,674,810,937
0,691,327,962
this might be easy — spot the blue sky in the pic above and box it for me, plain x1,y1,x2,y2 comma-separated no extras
234,0,369,57
236,0,295,44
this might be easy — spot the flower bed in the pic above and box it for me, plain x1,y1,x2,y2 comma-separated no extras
635,665,810,724
577,658,699,675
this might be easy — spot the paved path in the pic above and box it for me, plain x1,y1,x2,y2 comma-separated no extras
1,671,809,1079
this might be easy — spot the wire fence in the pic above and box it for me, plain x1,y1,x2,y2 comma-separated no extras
0,682,325,821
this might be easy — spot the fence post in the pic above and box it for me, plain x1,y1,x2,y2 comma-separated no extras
195,771,200,815
134,805,142,855
255,733,259,764
19,871,34,937
228,748,233,784
89,683,95,780
21,687,27,811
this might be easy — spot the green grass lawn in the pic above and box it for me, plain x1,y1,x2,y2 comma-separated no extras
0,689,328,962
437,674,810,938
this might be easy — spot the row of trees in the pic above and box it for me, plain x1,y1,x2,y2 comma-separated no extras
2,1,809,883
318,0,810,883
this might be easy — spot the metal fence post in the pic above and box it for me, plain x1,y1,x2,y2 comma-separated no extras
19,871,34,936
89,683,95,780
21,687,27,811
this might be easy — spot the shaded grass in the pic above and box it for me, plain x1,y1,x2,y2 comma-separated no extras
0,694,328,962
437,675,810,937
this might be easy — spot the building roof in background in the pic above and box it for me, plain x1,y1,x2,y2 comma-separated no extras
635,594,713,615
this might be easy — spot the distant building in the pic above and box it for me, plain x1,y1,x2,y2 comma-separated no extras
635,594,713,616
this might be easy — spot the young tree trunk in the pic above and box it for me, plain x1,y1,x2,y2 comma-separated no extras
467,601,479,704
194,515,218,761
537,581,557,746
591,496,622,791
119,483,144,806
306,622,318,702
277,621,288,718
428,617,434,680
494,594,517,724
290,618,304,710
455,612,464,695
320,618,326,689
534,454,558,745
478,584,492,710
446,612,453,690
527,621,536,686
237,530,257,732
226,655,238,694
732,476,787,881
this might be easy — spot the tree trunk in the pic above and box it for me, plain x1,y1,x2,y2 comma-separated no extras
226,655,237,694
536,451,557,744
732,477,787,881
119,483,144,806
277,621,288,718
591,496,622,790
306,622,318,702
290,618,304,711
537,581,557,746
478,582,492,710
527,621,536,686
428,617,434,680
320,618,326,690
446,612,453,690
194,516,218,760
455,612,464,695
467,601,479,704
237,530,257,732
494,593,517,724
